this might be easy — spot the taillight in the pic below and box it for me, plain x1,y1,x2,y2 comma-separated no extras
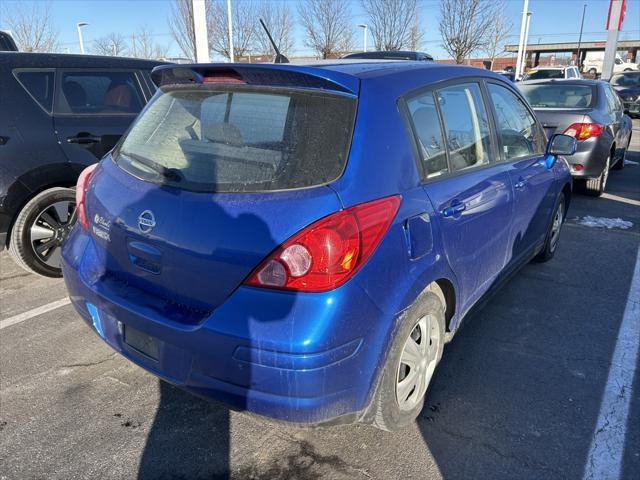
244,195,401,292
563,123,604,141
75,164,97,230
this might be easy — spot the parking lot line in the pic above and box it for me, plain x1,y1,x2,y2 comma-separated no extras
0,298,71,330
583,246,640,480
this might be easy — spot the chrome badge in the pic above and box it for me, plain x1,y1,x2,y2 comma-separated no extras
138,210,156,234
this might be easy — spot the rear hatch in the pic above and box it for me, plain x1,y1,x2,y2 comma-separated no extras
82,66,358,323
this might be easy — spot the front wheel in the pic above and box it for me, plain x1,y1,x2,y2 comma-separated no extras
8,187,76,277
535,194,565,262
369,290,445,431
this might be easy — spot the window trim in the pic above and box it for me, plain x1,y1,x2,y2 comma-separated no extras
484,79,548,164
400,76,503,184
12,68,56,115
53,68,149,117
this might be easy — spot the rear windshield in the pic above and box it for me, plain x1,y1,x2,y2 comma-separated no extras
114,86,356,192
519,84,595,109
522,69,565,81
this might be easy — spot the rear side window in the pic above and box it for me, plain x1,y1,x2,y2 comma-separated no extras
406,93,448,178
57,71,144,115
14,70,55,113
488,84,546,161
115,87,357,193
435,83,492,172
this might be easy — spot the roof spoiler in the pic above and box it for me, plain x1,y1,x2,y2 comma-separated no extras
150,64,359,96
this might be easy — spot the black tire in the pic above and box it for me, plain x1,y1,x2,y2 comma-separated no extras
8,187,76,278
535,194,565,262
583,154,610,196
613,136,630,171
369,290,445,431
588,68,597,76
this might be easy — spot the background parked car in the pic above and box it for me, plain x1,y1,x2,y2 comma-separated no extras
0,31,18,52
582,52,638,76
519,79,632,196
521,66,582,81
342,50,434,61
0,52,162,277
610,70,640,118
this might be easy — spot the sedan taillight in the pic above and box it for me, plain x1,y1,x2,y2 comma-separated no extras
563,123,604,141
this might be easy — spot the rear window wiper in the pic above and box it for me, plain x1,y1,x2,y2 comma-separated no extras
119,151,183,182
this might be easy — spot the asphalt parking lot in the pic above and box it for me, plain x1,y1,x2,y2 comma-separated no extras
1,122,639,480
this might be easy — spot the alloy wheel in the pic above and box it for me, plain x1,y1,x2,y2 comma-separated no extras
29,200,76,268
396,314,441,411
549,199,564,253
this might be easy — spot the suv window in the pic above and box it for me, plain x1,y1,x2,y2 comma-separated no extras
57,71,144,115
488,83,546,161
435,83,492,172
115,87,357,193
406,92,448,178
14,70,55,113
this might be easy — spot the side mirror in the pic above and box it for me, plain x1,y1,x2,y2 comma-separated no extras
547,134,577,156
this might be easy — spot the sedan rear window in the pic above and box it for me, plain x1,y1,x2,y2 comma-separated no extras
115,86,356,193
519,84,595,109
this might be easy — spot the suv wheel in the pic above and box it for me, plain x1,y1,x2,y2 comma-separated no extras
8,187,76,278
588,68,597,76
369,290,445,431
584,154,610,196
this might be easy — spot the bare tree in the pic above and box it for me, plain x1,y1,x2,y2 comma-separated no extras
361,0,422,51
481,2,512,69
208,0,257,59
298,0,354,59
168,0,197,59
256,1,294,56
408,17,424,51
439,0,496,64
130,26,169,59
93,33,129,57
3,1,58,53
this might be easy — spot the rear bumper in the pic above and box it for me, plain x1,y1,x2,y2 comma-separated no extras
565,136,611,179
61,228,392,425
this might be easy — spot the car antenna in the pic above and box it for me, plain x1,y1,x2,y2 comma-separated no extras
259,18,289,64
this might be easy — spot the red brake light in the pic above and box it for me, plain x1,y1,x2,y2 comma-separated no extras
75,164,97,230
244,196,402,292
563,123,604,141
203,70,245,84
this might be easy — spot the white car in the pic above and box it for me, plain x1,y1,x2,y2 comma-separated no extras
521,66,582,81
583,55,638,75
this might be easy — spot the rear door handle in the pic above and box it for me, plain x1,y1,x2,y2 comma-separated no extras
442,202,466,218
514,178,527,189
67,134,101,145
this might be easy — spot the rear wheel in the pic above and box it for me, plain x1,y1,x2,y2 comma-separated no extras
583,154,610,196
8,187,76,277
588,68,597,76
369,290,445,431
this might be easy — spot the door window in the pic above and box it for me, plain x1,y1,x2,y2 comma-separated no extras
56,71,144,115
406,92,448,178
14,70,55,113
488,83,546,161
435,83,492,172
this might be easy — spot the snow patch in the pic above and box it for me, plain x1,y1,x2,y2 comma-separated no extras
576,216,633,229
624,159,639,166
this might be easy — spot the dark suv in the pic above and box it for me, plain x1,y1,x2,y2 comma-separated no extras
0,53,162,277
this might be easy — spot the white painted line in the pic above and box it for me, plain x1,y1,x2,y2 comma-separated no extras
583,247,640,480
0,298,71,330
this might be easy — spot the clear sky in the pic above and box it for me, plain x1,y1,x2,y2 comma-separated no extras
1,0,639,59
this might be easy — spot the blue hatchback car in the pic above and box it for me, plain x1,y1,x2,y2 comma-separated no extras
62,61,576,431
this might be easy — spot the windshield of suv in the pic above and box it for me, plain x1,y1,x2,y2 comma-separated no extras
522,69,564,81
611,73,640,87
114,86,357,193
519,84,595,108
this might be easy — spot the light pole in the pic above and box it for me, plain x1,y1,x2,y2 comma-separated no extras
227,0,234,62
76,22,88,54
520,12,532,77
576,4,587,69
357,24,368,53
515,0,529,80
